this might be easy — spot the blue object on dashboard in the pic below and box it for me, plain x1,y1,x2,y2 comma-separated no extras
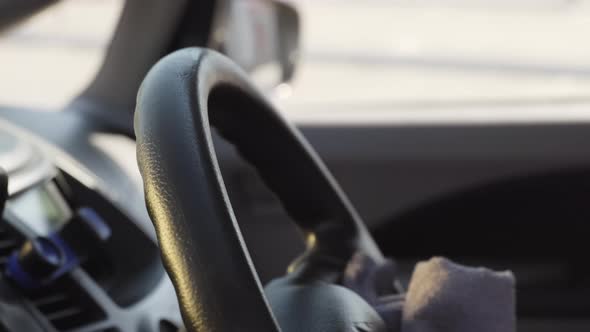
6,250,43,290
5,207,111,290
77,207,112,241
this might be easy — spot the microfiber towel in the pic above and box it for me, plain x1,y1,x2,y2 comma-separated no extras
402,257,516,332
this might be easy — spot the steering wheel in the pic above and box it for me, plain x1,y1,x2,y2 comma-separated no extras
134,48,388,332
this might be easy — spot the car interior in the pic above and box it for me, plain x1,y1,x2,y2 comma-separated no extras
0,0,589,331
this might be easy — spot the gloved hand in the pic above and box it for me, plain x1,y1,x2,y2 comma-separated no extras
402,257,516,332
344,256,516,332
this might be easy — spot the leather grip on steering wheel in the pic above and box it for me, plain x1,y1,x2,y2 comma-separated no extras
135,48,383,331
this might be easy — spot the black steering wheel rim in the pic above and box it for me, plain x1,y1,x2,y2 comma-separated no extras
135,48,383,331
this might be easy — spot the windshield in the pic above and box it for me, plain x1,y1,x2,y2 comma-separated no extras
2,0,590,111
0,0,122,109
282,0,590,113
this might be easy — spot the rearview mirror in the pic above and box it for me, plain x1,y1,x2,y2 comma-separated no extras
221,0,300,89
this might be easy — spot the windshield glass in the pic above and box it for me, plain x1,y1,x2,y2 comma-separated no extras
282,0,590,113
0,0,122,109
1,0,590,111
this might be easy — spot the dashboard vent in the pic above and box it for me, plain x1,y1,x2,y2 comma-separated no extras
27,277,106,331
0,221,105,331
0,223,106,331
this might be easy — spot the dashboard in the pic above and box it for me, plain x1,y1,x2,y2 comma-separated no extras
0,100,589,331
0,119,181,332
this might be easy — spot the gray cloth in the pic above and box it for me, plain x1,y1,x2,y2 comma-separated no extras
402,257,516,332
343,255,516,332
